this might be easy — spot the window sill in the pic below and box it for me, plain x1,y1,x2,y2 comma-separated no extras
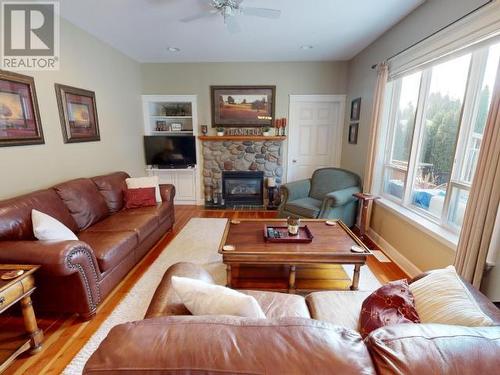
375,198,459,250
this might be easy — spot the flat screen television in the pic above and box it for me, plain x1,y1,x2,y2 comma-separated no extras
144,135,196,168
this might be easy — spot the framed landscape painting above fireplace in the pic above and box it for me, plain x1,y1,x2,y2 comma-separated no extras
211,85,275,127
0,70,44,147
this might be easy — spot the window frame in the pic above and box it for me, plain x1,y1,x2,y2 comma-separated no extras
377,42,498,236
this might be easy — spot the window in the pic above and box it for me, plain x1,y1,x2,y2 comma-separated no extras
379,40,500,234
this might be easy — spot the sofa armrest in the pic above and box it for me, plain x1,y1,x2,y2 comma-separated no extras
323,186,361,208
144,262,214,319
280,179,311,204
366,323,500,375
159,184,175,203
0,240,102,308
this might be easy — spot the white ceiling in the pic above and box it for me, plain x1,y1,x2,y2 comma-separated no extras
58,0,425,63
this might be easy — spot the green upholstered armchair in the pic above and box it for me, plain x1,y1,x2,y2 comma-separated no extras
278,168,361,227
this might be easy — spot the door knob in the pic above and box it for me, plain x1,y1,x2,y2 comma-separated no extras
292,159,297,163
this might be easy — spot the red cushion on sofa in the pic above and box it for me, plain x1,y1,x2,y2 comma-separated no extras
124,188,156,209
359,279,420,338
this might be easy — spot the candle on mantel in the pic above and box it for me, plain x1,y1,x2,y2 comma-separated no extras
267,177,276,187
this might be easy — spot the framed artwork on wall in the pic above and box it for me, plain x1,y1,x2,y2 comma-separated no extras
211,85,275,127
350,97,361,121
55,84,100,143
348,123,359,144
0,70,44,147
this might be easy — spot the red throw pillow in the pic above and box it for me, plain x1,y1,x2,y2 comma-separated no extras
359,279,420,338
124,187,156,209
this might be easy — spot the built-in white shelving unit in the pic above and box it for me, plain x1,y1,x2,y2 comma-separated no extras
142,95,202,205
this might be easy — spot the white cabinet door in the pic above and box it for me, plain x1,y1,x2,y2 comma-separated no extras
287,96,345,182
147,169,197,203
175,171,197,202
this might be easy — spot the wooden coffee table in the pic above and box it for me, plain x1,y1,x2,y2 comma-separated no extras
219,219,370,292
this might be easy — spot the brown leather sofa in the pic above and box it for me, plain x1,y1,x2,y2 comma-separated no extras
84,262,500,374
0,172,175,319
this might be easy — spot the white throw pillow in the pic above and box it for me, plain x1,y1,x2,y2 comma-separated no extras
125,176,161,203
32,209,78,241
171,276,266,318
409,265,494,327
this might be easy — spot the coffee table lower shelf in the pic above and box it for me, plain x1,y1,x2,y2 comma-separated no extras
226,262,363,293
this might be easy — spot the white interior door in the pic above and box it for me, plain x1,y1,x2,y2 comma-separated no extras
287,95,345,182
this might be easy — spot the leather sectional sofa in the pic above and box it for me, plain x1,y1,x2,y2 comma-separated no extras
84,262,500,374
0,172,175,319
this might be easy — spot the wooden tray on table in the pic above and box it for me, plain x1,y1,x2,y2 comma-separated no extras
263,225,314,243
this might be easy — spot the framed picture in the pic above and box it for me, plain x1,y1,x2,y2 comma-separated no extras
0,70,44,147
350,97,361,121
211,85,275,127
201,125,208,135
348,123,359,144
55,84,100,143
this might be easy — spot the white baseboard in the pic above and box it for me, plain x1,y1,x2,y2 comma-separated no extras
367,228,422,277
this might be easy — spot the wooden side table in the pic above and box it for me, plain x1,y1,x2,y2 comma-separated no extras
353,193,380,239
0,265,43,373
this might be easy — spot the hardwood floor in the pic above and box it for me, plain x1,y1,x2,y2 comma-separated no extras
1,206,407,374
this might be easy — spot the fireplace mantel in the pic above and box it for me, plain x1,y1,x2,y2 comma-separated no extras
198,135,286,141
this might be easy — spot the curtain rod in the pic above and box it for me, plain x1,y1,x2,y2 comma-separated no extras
370,0,493,70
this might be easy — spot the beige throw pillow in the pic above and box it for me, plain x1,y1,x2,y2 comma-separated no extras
409,266,494,327
125,176,161,203
171,276,266,318
32,209,78,241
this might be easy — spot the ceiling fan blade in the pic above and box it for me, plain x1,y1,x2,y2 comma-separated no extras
240,7,281,19
180,9,218,23
225,15,241,33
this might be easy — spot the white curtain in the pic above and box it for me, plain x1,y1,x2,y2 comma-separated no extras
363,62,388,193
454,64,500,288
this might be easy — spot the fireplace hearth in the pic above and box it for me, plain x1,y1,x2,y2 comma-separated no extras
222,171,264,207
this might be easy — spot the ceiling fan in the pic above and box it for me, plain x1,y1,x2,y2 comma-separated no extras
180,0,281,33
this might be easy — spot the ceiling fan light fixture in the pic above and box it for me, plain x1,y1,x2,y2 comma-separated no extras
300,45,314,50
166,47,181,52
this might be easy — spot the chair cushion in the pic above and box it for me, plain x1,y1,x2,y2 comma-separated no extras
241,290,311,319
0,189,78,240
310,168,360,200
124,202,173,224
284,197,322,218
306,291,371,331
85,211,158,242
78,230,137,272
54,178,110,230
92,172,129,214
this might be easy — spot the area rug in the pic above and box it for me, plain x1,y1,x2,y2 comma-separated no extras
63,218,380,374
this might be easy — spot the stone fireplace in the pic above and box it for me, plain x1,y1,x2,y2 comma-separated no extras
201,138,284,206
